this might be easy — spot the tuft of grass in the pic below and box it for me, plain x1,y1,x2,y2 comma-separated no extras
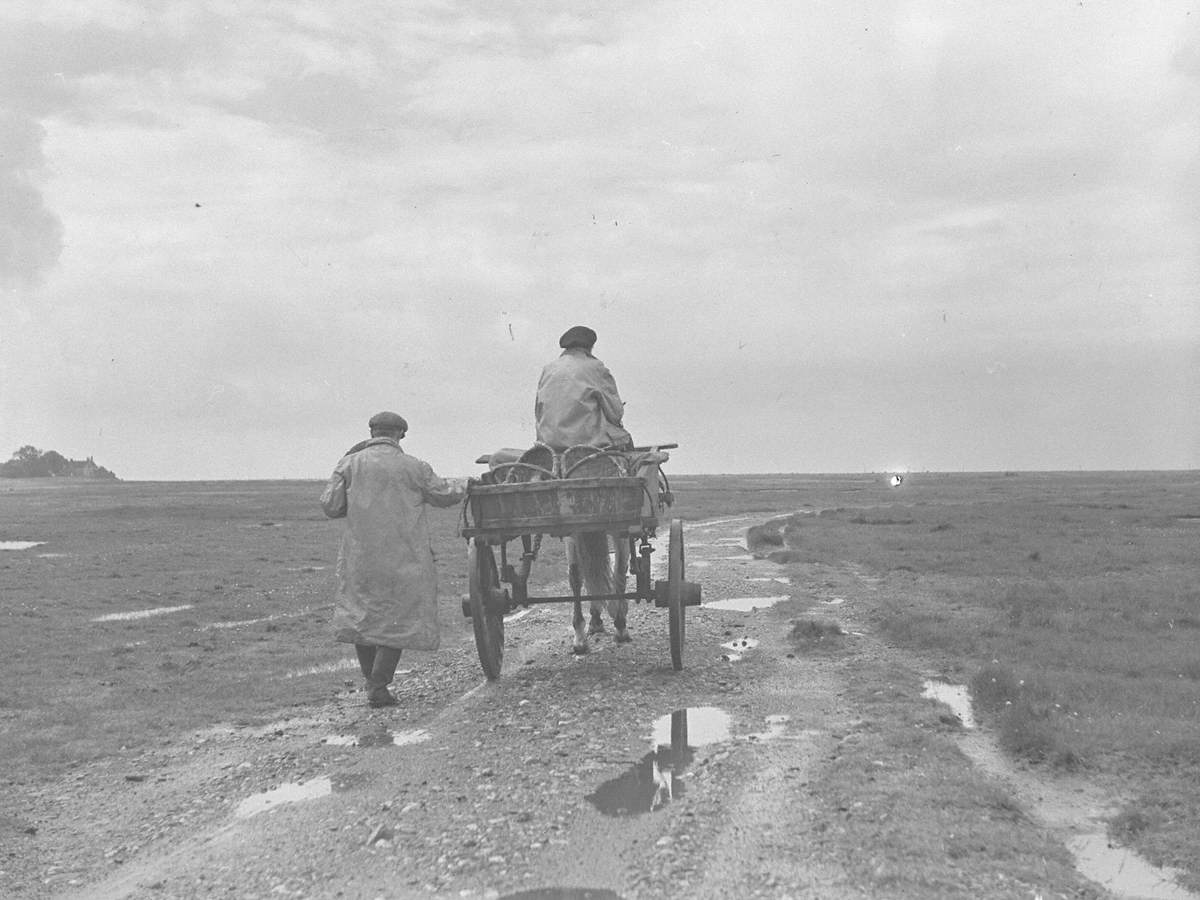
766,549,807,563
970,663,1081,769
997,703,1081,770
789,616,845,644
746,521,785,554
970,662,1023,713
1109,808,1155,839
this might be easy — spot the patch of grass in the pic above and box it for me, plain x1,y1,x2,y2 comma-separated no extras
752,471,1200,882
970,663,1081,769
766,549,807,564
5,472,1199,890
788,616,845,646
801,658,1099,898
1109,779,1200,891
745,520,785,555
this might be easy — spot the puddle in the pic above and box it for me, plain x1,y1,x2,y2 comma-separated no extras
650,707,731,747
748,577,791,584
37,553,71,558
922,680,976,728
721,637,759,654
695,514,762,528
1068,832,1198,900
689,559,712,568
207,616,277,630
205,608,315,631
504,608,533,623
0,541,46,550
321,728,430,748
941,691,1199,900
286,660,359,678
92,604,194,622
500,890,622,900
721,554,756,561
587,708,730,816
702,595,790,612
195,716,324,742
820,597,846,605
234,776,332,818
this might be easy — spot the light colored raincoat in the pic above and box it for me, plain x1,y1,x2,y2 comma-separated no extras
320,438,464,650
535,348,633,450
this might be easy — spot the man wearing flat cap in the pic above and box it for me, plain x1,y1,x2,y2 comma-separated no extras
535,326,634,451
320,412,465,707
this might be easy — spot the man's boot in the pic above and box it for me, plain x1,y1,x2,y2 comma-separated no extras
366,646,403,708
354,643,377,680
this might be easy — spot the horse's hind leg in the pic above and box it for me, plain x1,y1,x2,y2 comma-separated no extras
572,598,590,654
568,544,589,654
609,539,631,643
588,599,606,635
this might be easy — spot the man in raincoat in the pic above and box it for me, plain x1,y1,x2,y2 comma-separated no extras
535,325,634,451
320,411,465,707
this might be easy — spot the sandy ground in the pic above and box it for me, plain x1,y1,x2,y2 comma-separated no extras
10,513,1161,899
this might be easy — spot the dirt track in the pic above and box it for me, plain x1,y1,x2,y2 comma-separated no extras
21,514,1122,899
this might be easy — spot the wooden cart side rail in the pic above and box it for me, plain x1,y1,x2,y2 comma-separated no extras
461,515,658,542
474,443,678,465
460,475,654,539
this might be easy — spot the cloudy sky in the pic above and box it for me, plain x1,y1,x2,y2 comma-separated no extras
1,2,1197,480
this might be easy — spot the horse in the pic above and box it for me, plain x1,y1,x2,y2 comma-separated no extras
558,444,635,653
567,529,630,654
499,443,639,655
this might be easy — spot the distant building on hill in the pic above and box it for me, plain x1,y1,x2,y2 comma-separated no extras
0,446,119,480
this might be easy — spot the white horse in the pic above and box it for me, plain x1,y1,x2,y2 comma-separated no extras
499,443,642,655
567,530,630,654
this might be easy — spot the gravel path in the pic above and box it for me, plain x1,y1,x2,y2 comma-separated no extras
13,513,1118,899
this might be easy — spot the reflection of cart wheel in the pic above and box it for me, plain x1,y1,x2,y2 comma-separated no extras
469,539,504,680
667,518,685,671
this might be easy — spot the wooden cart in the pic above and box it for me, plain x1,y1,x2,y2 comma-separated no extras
459,444,701,680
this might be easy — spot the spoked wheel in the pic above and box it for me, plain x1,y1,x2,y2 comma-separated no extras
667,518,686,671
468,539,505,680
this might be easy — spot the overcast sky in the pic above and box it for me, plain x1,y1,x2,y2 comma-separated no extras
1,2,1197,480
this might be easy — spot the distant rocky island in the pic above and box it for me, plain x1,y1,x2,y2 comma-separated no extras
0,446,119,480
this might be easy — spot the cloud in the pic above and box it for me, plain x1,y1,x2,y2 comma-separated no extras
0,113,63,287
1,1,1197,477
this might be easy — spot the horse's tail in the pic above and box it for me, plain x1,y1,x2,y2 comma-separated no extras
574,531,614,596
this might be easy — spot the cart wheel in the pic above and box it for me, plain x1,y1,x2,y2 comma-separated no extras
667,518,686,671
468,539,505,680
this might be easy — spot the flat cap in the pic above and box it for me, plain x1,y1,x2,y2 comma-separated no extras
559,325,597,349
368,411,408,432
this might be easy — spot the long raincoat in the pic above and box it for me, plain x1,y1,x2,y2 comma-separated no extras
535,347,633,450
320,438,464,650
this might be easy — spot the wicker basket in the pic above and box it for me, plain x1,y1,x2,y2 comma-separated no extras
468,476,646,533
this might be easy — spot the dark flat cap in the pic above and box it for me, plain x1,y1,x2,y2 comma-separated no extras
368,411,408,432
559,325,597,349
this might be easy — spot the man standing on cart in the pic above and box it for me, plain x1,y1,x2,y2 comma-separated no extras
320,411,465,707
535,325,634,451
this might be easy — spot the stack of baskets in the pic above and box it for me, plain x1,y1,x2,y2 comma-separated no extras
467,444,647,534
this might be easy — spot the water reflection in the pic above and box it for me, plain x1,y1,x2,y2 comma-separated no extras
500,890,622,900
1068,832,1198,900
321,728,430,748
92,604,194,622
587,708,731,817
703,595,790,612
921,680,976,729
234,776,332,818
